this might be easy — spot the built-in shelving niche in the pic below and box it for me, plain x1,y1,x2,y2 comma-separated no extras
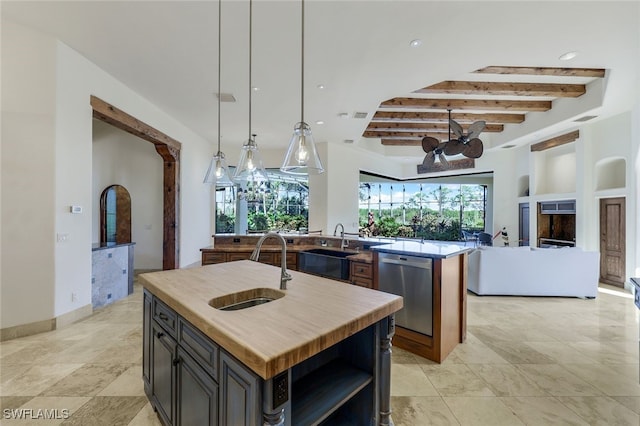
533,144,576,196
291,324,375,425
595,157,626,192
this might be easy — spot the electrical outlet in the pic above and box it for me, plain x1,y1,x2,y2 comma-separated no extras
57,233,69,243
71,292,77,302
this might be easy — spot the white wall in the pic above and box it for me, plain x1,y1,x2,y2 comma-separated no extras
92,120,164,270
1,20,57,328
1,20,214,329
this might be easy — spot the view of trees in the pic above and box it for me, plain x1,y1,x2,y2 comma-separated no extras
214,172,486,242
359,183,486,240
215,172,309,233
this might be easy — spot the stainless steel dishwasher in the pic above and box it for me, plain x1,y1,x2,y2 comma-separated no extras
378,252,433,336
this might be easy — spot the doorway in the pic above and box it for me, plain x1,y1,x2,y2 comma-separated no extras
91,96,180,270
599,197,625,287
518,202,530,246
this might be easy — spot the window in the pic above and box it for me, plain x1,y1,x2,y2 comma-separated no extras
214,169,309,233
359,180,486,240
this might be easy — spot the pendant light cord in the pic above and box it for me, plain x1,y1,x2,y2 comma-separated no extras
248,0,253,141
300,0,304,123
217,0,222,153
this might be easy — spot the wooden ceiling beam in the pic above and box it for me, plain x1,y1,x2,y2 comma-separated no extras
372,111,525,124
530,130,580,152
474,66,605,78
416,81,585,97
366,122,503,132
364,131,455,138
417,158,476,174
379,98,551,111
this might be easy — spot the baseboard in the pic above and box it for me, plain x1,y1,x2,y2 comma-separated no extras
0,303,92,342
0,318,55,342
55,303,93,328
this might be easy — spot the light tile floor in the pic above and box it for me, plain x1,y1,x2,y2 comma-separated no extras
1,281,639,425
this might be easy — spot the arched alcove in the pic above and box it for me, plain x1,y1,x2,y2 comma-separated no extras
100,185,131,244
595,157,626,191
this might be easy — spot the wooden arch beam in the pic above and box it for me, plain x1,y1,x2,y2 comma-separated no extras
91,95,180,270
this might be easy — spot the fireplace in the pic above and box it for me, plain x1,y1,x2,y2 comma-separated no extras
537,200,576,247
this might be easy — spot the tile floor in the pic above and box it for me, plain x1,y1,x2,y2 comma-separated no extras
1,281,639,425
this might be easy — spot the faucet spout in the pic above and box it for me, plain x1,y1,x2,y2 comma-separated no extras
250,232,292,290
333,223,347,251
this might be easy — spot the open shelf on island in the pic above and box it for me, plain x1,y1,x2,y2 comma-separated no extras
292,358,373,425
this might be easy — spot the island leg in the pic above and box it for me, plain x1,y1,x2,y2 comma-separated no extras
379,314,395,426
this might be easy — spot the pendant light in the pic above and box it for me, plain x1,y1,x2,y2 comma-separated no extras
280,0,324,175
204,0,234,186
233,0,268,183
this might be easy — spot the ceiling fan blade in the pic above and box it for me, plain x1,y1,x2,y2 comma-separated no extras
449,118,464,139
421,136,440,153
467,121,486,140
443,139,465,155
438,152,450,169
422,151,435,167
463,138,484,158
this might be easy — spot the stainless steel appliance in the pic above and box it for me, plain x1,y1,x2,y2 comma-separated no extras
378,252,433,336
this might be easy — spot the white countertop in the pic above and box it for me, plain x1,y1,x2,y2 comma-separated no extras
370,240,471,259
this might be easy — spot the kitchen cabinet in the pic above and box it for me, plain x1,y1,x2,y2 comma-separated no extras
176,347,218,425
151,321,175,425
143,290,152,398
350,260,373,288
202,250,296,270
219,351,260,425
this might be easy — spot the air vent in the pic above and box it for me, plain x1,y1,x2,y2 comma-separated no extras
573,115,597,122
502,144,516,149
343,139,354,144
353,112,368,119
216,93,236,102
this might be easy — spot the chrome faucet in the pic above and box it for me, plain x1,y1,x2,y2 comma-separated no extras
250,232,292,290
333,223,347,250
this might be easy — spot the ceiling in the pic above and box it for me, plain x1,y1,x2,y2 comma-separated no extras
2,1,639,164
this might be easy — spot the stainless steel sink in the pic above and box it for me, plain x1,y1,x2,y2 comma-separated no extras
298,248,351,280
209,288,285,311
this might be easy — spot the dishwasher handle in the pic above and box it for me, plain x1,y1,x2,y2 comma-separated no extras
379,255,432,270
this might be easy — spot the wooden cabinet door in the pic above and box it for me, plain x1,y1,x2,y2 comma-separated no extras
220,351,260,426
152,321,176,425
176,348,218,426
600,197,625,287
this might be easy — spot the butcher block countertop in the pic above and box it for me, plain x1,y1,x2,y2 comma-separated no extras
139,260,402,379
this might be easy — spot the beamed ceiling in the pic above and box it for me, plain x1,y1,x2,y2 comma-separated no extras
364,66,606,147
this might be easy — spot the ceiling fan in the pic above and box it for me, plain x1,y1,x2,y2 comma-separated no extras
442,109,485,158
420,109,485,169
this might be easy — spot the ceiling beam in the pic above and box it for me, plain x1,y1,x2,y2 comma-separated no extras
364,131,455,138
415,81,585,97
366,122,503,132
474,66,606,78
379,98,552,111
530,130,580,152
371,111,525,124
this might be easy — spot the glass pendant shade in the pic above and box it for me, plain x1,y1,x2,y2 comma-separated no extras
233,136,268,183
203,150,234,186
281,122,324,175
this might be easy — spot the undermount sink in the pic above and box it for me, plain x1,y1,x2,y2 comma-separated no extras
298,248,351,280
209,288,285,311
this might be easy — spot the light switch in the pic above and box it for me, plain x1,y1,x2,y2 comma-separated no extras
70,205,83,214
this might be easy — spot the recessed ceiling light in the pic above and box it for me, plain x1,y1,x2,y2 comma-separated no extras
317,84,325,90
559,51,578,61
338,112,349,119
315,120,324,125
502,144,516,149
343,139,354,144
409,39,422,48
252,86,260,91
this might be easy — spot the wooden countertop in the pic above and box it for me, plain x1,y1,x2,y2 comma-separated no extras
139,261,402,379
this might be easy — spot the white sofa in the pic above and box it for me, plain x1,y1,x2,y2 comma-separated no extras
467,246,600,298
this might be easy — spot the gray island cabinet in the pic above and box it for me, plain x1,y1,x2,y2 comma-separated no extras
139,260,402,426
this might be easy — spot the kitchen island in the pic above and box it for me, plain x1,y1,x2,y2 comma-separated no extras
371,241,470,363
139,260,402,425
